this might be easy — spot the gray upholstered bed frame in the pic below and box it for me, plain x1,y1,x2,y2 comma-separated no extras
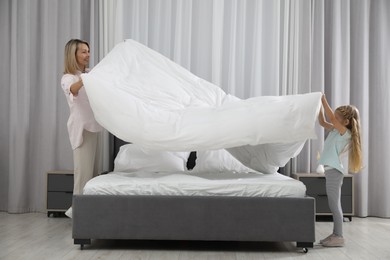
72,137,315,252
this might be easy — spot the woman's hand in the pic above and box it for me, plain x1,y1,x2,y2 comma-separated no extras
70,79,83,96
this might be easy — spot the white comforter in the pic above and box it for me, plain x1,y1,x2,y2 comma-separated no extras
82,40,321,173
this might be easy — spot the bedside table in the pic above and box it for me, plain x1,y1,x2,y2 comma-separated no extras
47,170,74,217
292,173,354,220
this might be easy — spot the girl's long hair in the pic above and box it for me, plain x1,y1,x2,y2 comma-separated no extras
64,39,89,75
336,105,363,173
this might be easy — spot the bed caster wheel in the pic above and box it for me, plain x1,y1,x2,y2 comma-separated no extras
302,247,308,253
75,239,91,249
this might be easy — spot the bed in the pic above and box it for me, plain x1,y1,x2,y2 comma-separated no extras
72,137,315,252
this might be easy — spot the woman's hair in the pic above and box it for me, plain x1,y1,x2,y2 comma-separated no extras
336,105,363,173
64,39,89,74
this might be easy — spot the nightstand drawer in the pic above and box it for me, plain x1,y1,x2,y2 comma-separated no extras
47,192,73,209
313,195,353,214
47,173,74,192
301,176,353,196
300,177,326,195
341,178,352,195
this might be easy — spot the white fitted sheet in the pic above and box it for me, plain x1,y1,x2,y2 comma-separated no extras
83,171,306,198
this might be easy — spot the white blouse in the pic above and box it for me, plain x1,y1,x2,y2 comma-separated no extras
61,71,103,150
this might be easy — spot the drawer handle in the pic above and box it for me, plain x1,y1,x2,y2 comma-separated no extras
317,194,328,197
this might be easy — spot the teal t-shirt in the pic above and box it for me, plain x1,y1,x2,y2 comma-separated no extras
318,129,351,174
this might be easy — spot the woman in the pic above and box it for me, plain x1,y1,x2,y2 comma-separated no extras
317,94,362,247
61,39,103,218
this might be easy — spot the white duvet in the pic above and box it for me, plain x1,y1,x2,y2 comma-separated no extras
82,39,321,173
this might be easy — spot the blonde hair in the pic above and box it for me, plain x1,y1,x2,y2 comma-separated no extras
63,39,89,75
336,105,363,173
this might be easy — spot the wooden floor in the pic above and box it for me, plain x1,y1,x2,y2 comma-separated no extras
0,212,389,260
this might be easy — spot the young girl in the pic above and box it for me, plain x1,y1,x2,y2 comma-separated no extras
317,94,362,247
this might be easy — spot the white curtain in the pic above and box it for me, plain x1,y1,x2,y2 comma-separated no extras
0,0,100,213
97,0,390,218
365,0,390,217
87,0,390,217
1,0,389,217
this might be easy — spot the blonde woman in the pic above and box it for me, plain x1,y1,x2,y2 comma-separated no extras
317,94,362,247
61,39,103,218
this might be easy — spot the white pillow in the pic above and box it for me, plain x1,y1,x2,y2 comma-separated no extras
114,144,190,172
191,149,256,173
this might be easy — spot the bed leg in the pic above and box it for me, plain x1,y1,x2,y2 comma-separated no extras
74,239,91,249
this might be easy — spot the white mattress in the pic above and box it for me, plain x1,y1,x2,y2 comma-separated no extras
83,171,306,198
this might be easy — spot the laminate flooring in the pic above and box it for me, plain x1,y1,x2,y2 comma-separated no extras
0,212,389,260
